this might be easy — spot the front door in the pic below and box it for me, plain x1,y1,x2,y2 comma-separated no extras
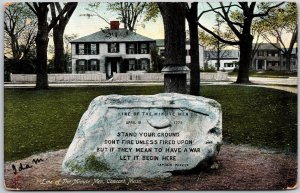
257,60,264,70
111,59,117,75
106,57,120,78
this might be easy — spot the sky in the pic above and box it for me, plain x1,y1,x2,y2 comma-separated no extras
65,3,163,40
64,2,216,41
3,1,297,52
63,2,291,46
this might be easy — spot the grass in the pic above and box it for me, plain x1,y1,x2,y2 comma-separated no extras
228,71,298,78
4,85,297,161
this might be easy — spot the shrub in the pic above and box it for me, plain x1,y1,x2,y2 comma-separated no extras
200,64,216,72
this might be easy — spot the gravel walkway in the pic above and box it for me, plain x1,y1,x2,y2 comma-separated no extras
4,144,297,191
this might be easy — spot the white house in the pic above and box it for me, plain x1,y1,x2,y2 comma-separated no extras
251,43,298,72
205,50,240,71
155,39,205,68
70,21,155,78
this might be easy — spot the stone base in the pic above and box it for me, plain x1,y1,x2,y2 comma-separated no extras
164,74,187,94
161,66,190,94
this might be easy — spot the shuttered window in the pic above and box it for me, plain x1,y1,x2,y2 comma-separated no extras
141,58,150,70
76,43,99,55
126,43,136,54
88,60,100,71
139,43,149,54
76,60,87,73
108,43,119,53
128,59,136,70
78,44,85,55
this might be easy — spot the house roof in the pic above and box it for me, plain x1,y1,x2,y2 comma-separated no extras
256,43,280,50
281,48,298,55
70,28,155,43
156,39,204,47
205,50,240,59
156,39,165,47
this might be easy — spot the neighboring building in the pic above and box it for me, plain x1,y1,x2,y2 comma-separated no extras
205,50,240,71
252,43,298,71
205,43,298,72
70,21,155,78
156,39,205,69
251,43,281,71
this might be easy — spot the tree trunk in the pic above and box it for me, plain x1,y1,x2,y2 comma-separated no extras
217,40,220,71
285,53,291,71
11,35,20,60
158,2,187,93
187,2,200,96
52,3,77,73
35,4,49,89
53,26,66,73
236,34,253,83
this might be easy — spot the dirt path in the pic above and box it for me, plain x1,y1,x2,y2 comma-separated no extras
4,144,297,191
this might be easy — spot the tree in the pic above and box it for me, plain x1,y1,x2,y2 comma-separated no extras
50,3,77,73
229,9,264,70
26,2,77,89
158,2,187,93
197,2,284,83
4,3,37,60
84,2,159,31
258,2,297,71
199,14,233,71
149,47,164,72
185,2,200,96
48,33,78,73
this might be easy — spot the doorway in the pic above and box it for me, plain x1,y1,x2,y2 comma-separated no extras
105,57,121,78
257,60,264,70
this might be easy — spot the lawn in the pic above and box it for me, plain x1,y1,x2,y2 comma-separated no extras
228,70,298,78
4,85,297,161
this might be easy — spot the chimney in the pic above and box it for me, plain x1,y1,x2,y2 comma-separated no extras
110,21,120,30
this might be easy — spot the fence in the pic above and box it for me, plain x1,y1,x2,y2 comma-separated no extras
10,73,107,83
112,73,165,82
113,72,229,82
10,72,228,83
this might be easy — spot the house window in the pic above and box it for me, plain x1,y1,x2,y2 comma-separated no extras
128,59,136,70
108,43,119,53
76,43,99,55
88,60,99,71
90,44,98,55
224,63,233,67
127,43,136,54
257,51,261,56
140,43,148,54
268,51,271,56
267,51,277,56
140,59,149,70
76,60,87,73
78,44,85,55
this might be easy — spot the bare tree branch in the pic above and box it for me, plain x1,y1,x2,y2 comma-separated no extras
219,2,242,38
197,4,242,20
253,2,285,17
207,2,244,28
197,22,239,45
25,2,37,15
81,9,110,25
